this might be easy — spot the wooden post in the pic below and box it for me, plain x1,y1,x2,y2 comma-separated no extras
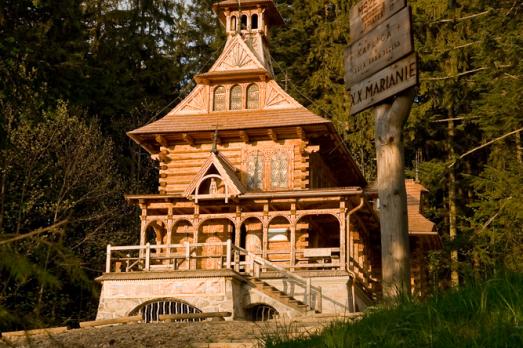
290,225,296,271
339,201,346,271
106,244,112,273
306,277,312,308
226,239,232,269
375,87,415,298
145,242,151,271
185,241,190,270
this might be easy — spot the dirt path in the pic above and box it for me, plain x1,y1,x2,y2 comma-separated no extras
0,314,362,348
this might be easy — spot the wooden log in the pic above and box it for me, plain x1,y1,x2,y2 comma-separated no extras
79,315,142,328
375,87,415,298
1,326,69,338
158,311,232,322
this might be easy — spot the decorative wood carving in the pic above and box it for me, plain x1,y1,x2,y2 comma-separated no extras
209,35,266,72
264,81,301,110
169,85,209,116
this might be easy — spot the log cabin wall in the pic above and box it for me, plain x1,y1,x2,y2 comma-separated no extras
158,138,310,194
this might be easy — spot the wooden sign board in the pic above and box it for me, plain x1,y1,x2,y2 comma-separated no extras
350,0,407,42
350,53,417,115
345,7,413,88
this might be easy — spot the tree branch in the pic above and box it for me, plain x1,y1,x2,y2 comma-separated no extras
0,220,68,245
448,128,523,167
432,9,491,24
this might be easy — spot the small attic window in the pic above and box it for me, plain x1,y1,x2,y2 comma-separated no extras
230,85,242,110
231,16,237,31
247,84,259,109
251,14,258,29
213,86,226,111
241,15,247,30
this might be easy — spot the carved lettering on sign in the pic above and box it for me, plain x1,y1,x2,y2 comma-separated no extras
350,53,417,114
350,0,406,42
345,7,413,87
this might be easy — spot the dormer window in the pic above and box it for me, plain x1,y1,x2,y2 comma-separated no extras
247,84,259,109
213,86,226,111
251,14,258,29
230,85,242,110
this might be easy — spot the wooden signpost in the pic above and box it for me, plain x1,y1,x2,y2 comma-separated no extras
345,0,417,298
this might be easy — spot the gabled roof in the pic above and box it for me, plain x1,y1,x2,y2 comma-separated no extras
183,151,246,199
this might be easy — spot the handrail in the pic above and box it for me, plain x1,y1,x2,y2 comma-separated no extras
231,245,322,312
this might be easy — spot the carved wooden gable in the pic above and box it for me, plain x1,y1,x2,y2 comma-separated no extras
184,152,246,203
208,35,268,72
167,85,208,116
264,80,302,110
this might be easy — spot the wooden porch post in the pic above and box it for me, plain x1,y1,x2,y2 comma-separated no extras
339,201,347,271
290,224,296,271
290,203,296,271
262,203,269,259
139,216,147,259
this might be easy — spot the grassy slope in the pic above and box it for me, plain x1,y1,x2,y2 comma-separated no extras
266,272,523,348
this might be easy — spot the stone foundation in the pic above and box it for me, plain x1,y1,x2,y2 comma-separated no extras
96,271,370,320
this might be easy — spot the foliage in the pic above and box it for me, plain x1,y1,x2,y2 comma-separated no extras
265,271,523,348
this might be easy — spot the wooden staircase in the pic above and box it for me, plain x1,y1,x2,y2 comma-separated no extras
244,276,313,314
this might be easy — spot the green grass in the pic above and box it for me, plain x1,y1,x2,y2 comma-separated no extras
265,272,523,348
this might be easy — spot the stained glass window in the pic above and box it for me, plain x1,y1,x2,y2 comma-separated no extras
247,154,264,190
246,84,259,109
213,86,225,111
230,85,242,110
271,152,289,189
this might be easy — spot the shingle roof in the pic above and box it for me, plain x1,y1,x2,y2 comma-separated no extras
405,180,436,235
127,108,331,135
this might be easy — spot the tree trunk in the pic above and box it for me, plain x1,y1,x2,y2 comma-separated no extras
375,88,415,298
448,118,459,287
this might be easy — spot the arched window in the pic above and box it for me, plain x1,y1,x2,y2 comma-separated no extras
246,84,259,110
231,16,237,31
230,85,242,110
251,14,258,29
241,15,247,30
247,153,264,190
213,86,225,111
271,152,289,189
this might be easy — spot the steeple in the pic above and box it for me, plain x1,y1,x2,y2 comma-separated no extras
212,0,284,72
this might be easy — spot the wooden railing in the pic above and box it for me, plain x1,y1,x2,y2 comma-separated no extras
230,244,323,312
105,240,323,312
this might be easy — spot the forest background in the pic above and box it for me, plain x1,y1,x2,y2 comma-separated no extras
0,0,521,330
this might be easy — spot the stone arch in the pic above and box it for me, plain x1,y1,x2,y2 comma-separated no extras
244,303,278,321
128,298,202,323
